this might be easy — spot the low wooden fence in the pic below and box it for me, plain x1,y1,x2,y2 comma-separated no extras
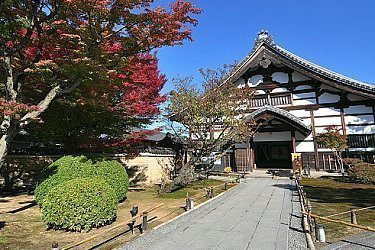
54,204,164,250
296,179,375,246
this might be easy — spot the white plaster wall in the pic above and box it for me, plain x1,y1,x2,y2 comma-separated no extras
296,141,314,152
295,85,313,91
314,116,342,126
272,72,288,83
345,115,374,125
293,92,316,99
318,92,340,104
248,75,263,87
314,107,341,116
289,109,311,118
235,78,246,88
293,99,316,106
255,90,266,95
292,71,311,81
254,131,291,142
344,105,373,114
271,87,288,93
347,125,375,134
348,148,375,152
296,131,313,140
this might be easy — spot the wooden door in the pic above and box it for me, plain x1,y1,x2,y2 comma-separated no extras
235,149,248,172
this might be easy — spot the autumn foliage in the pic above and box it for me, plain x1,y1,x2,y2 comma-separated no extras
0,0,201,161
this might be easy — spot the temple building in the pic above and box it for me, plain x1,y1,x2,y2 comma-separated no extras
217,31,375,171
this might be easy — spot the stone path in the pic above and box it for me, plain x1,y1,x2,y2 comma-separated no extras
121,178,307,250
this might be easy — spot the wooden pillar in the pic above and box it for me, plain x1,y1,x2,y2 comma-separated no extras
310,110,320,171
246,137,254,172
291,130,296,153
340,108,348,158
340,108,347,136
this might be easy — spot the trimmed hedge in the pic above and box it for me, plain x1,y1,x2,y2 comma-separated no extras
35,156,129,205
41,177,117,231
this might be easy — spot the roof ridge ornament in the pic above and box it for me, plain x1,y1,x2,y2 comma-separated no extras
254,30,275,46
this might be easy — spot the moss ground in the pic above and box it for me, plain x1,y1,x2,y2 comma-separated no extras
0,179,234,249
300,177,375,244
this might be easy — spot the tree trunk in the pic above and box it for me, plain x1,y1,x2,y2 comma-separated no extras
0,127,17,170
173,162,196,186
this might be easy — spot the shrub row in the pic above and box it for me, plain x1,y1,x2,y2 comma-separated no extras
343,158,375,184
35,156,129,231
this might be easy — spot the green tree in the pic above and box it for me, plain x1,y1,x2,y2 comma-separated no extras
166,65,255,185
316,125,348,173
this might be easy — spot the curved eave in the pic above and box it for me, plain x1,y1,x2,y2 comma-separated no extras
246,105,312,136
227,40,375,98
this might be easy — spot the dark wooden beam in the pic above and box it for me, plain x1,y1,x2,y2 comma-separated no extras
291,130,296,153
310,110,320,171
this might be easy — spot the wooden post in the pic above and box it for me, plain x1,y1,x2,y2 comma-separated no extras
310,110,320,171
52,242,59,250
291,130,296,153
142,213,148,232
351,209,357,225
186,198,191,210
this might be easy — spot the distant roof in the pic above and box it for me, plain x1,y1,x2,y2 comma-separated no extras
225,30,375,97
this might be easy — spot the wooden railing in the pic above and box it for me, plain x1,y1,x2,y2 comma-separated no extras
250,93,292,107
347,134,375,148
271,94,292,106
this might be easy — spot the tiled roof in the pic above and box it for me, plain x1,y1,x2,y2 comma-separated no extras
247,105,311,135
228,30,375,93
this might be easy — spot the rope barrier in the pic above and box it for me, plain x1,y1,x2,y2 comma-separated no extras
325,205,375,218
302,211,375,232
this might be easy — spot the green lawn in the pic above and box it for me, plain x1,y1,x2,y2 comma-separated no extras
301,177,375,242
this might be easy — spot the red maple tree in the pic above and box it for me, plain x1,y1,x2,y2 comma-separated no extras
0,0,201,167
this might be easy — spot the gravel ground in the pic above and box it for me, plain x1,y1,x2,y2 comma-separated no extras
288,182,308,249
322,231,375,250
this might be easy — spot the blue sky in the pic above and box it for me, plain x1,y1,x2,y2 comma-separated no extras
156,0,375,94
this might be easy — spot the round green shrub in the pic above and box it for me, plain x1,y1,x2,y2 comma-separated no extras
35,156,129,205
94,160,129,201
35,156,92,205
41,177,117,231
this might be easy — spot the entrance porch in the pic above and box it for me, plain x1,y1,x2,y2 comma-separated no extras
225,106,312,173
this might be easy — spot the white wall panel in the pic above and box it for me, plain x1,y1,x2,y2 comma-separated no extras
254,131,291,142
293,99,316,106
318,92,340,104
271,87,288,93
272,72,288,83
314,116,342,126
296,131,312,140
345,115,374,125
289,109,311,118
295,85,313,91
296,141,314,152
293,92,316,99
347,125,375,134
314,107,341,116
235,78,246,88
248,75,263,87
344,105,373,114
